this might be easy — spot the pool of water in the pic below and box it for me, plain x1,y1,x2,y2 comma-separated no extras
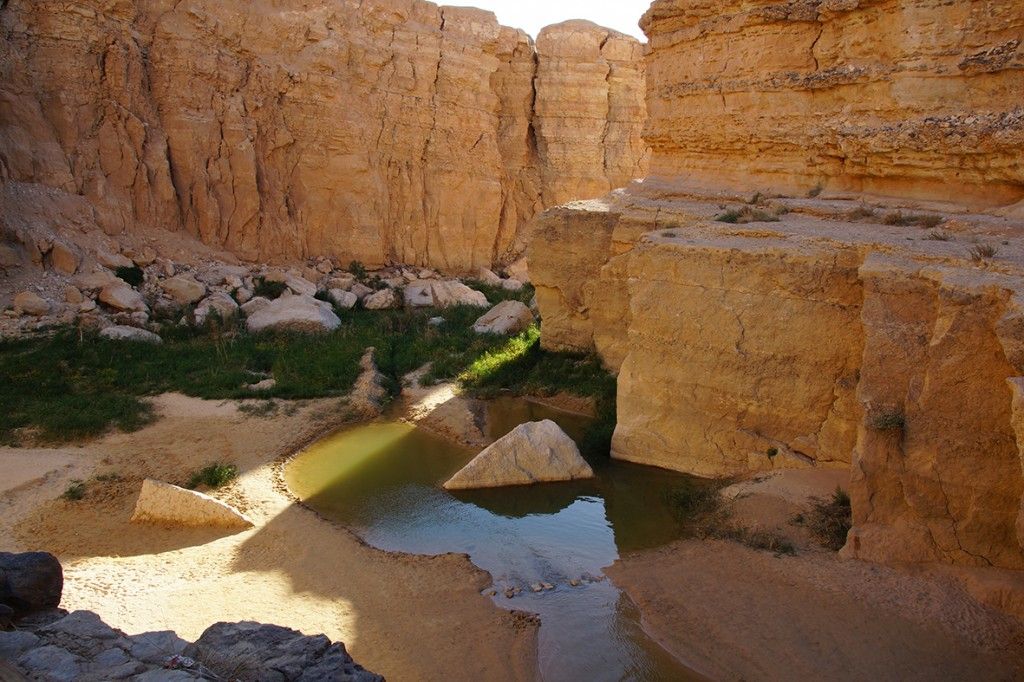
287,397,706,681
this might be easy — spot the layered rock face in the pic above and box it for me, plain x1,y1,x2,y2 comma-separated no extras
640,0,1024,208
0,1,647,271
533,0,1024,570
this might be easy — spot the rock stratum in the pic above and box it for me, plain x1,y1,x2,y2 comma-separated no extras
641,0,1024,209
0,0,647,271
533,0,1024,575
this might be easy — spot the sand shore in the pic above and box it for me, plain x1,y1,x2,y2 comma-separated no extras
1,393,538,680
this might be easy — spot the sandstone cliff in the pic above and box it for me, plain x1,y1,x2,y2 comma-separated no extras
533,0,1024,570
641,0,1024,208
0,1,647,271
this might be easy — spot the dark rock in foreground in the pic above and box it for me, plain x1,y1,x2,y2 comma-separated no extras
0,552,63,614
3,610,384,681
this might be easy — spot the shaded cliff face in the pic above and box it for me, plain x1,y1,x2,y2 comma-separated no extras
0,1,647,270
640,0,1024,207
531,194,1024,570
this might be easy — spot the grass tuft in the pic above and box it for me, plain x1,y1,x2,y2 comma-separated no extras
969,243,999,262
62,480,86,501
925,230,953,241
716,206,780,224
869,410,905,432
883,212,943,228
802,487,852,551
188,463,238,489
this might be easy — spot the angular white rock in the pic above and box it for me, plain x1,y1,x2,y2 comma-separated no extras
131,479,253,529
472,300,534,335
443,420,594,490
99,325,163,344
246,295,341,333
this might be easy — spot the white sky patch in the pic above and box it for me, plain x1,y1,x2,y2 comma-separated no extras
461,0,650,41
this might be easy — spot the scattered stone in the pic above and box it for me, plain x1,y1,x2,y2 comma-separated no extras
428,316,445,327
160,276,207,305
363,288,398,310
246,295,341,333
530,583,543,593
245,378,276,392
443,420,594,490
569,578,581,587
328,289,358,309
316,259,334,274
99,326,163,344
131,479,253,529
194,292,239,325
501,277,525,291
48,242,79,275
129,246,157,266
13,291,50,316
0,552,63,613
223,274,244,290
472,300,533,335
99,282,147,312
79,299,97,313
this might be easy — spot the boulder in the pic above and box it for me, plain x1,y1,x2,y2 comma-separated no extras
96,250,133,270
48,242,79,275
184,622,383,682
285,274,317,297
240,296,271,317
160,276,206,305
246,295,341,333
350,282,374,300
404,280,488,308
501,278,525,291
194,292,239,325
130,479,253,529
506,257,529,284
328,273,356,290
13,291,50,316
0,552,63,613
472,300,534,335
363,288,398,310
234,287,253,304
64,286,83,305
99,325,163,344
477,267,503,285
98,282,147,312
75,270,116,292
328,289,358,310
443,420,594,489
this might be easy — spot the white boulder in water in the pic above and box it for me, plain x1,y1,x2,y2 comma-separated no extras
443,420,593,490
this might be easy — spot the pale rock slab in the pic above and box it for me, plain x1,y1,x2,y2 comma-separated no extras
98,283,147,312
328,289,358,310
246,295,341,334
444,420,593,489
130,479,253,529
473,300,533,335
160,276,206,305
194,292,238,325
363,288,399,310
404,280,488,308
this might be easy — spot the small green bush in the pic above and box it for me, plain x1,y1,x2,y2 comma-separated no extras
62,480,86,501
766,447,779,458
883,212,943,228
188,463,238,489
804,487,852,551
115,265,145,287
715,206,780,224
847,206,875,220
807,184,823,198
348,260,368,281
253,277,287,300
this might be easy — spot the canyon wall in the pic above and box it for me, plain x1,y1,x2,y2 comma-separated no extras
533,0,1024,569
0,1,647,271
641,0,1024,208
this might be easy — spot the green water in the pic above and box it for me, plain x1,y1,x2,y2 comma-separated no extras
287,398,705,681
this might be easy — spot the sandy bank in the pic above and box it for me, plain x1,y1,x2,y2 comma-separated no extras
1,393,538,681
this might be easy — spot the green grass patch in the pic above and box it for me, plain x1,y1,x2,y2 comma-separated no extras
188,463,238,489
0,302,588,444
61,479,87,501
461,279,535,306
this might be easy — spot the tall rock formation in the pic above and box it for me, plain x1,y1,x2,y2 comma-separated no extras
0,1,647,271
533,0,1024,571
641,0,1024,208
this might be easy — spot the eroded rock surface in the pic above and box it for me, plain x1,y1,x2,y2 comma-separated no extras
0,2,647,271
130,479,253,529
